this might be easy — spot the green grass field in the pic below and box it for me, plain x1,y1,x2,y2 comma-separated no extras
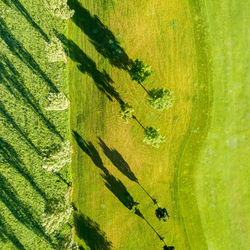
68,0,249,249
0,0,248,249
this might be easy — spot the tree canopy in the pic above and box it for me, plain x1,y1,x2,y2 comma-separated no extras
45,92,69,111
43,141,72,172
143,126,165,148
44,0,75,20
45,36,67,63
147,88,174,111
155,207,169,222
42,191,72,234
129,59,152,83
119,102,135,122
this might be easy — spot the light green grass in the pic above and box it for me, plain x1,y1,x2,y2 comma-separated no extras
69,0,249,249
194,0,249,249
0,0,71,248
69,0,201,249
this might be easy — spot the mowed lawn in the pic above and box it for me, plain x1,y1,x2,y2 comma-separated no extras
67,0,211,249
194,0,249,249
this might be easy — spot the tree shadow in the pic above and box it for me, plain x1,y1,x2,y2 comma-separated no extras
0,137,48,200
72,133,168,247
0,17,59,93
1,0,49,41
72,130,106,173
0,214,25,250
55,32,124,105
74,212,112,250
0,173,54,246
0,55,63,140
101,171,139,210
68,0,132,70
98,137,138,182
72,131,138,210
98,137,158,205
0,100,42,155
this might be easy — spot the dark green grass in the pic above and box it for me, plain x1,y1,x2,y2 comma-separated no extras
0,0,70,248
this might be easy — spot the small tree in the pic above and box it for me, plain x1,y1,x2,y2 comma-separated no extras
147,88,174,111
143,126,165,148
44,0,75,20
43,141,72,172
45,92,69,111
163,246,175,250
129,59,152,83
155,207,169,222
119,102,135,122
45,36,67,63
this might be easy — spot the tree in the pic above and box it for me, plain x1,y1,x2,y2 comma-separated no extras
43,141,72,172
163,246,175,250
42,190,73,234
57,230,79,250
147,88,174,111
44,0,75,20
155,207,169,222
129,59,152,83
143,126,165,148
45,36,67,63
119,102,135,122
45,92,69,111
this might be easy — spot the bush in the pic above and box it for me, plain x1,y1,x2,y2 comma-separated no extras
147,88,173,111
129,59,152,83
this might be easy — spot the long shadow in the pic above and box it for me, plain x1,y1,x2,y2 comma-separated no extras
0,55,63,140
0,137,47,200
1,0,49,41
72,130,107,173
0,173,54,246
98,138,158,205
72,131,138,210
0,100,42,155
55,32,124,104
74,212,112,250
0,17,59,93
72,132,168,247
68,0,132,70
133,207,168,246
101,171,139,210
0,214,25,250
98,137,138,182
